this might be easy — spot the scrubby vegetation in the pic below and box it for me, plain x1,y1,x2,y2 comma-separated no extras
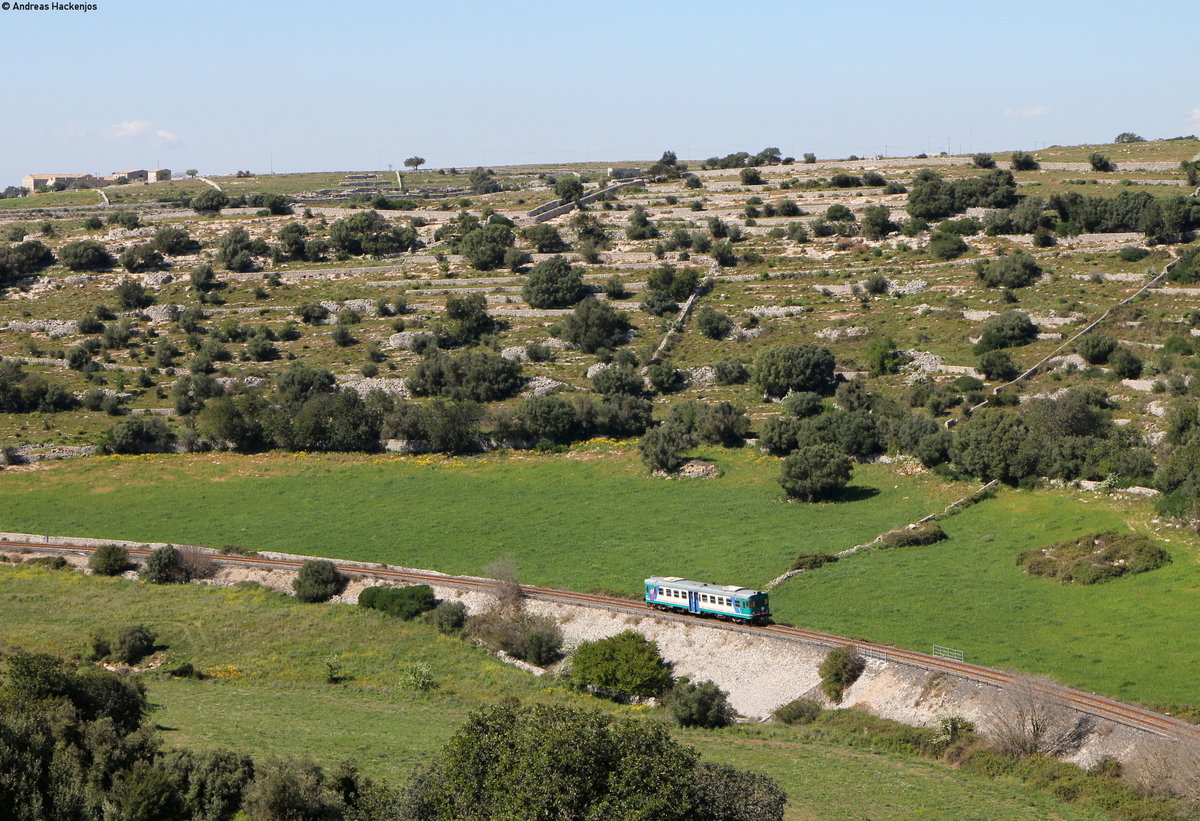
1017,531,1170,584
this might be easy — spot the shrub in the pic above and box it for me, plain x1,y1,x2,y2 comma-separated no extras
556,297,632,353
976,253,1041,288
1109,347,1143,379
523,625,565,666
140,545,189,584
191,188,229,214
779,445,852,501
408,349,523,402
152,226,194,255
782,391,824,418
752,344,836,398
26,556,68,570
114,278,153,309
639,423,693,473
927,232,967,261
0,240,55,282
1011,151,1039,171
669,679,735,728
1077,334,1117,365
972,153,996,169
571,630,673,697
818,646,865,702
1118,245,1149,262
59,240,112,271
119,244,165,274
789,552,838,571
292,559,344,603
739,167,764,185
978,349,1018,381
713,359,749,385
879,522,947,548
433,600,468,633
695,306,733,339
109,624,158,665
89,544,130,576
96,417,174,454
646,362,682,393
974,311,1038,353
1089,152,1115,172
1017,531,1170,584
774,698,821,725
359,584,436,619
523,255,584,308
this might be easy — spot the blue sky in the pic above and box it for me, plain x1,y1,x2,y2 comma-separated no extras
2,0,1197,186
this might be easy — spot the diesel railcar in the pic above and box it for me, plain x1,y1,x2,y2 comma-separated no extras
643,576,770,624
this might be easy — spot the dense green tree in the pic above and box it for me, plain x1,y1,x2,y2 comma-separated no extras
0,240,54,284
1077,334,1117,365
974,311,1039,353
151,225,195,255
141,545,190,584
695,306,733,339
554,176,585,203
408,349,523,402
572,631,673,697
976,252,1042,288
522,255,584,308
978,349,1018,381
521,223,564,253
329,210,418,256
669,679,735,728
639,422,694,472
952,408,1030,482
751,344,836,398
778,444,852,500
191,188,229,214
243,758,344,820
1010,151,1039,171
459,223,515,270
59,240,113,271
97,417,174,454
293,560,344,603
556,297,632,353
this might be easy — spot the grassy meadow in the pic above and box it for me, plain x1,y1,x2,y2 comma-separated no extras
2,446,1197,705
0,564,1125,821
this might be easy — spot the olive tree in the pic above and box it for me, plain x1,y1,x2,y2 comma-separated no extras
522,255,584,308
751,344,836,398
778,445,852,501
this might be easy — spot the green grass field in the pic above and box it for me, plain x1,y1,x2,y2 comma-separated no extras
3,447,1196,705
0,447,965,594
0,565,1124,821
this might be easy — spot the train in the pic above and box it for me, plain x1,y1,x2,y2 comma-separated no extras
643,576,771,624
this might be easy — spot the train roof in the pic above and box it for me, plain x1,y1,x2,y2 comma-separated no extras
644,576,766,597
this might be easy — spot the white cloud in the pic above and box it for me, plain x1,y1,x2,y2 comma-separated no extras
1003,106,1051,119
1187,108,1200,125
102,120,180,148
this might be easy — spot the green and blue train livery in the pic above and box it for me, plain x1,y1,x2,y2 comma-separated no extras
644,576,771,624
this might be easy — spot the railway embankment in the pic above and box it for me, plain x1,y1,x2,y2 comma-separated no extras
0,533,1189,771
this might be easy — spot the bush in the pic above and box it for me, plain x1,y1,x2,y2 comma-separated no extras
140,545,189,584
879,522,947,548
191,188,229,214
976,253,1041,289
556,297,632,353
978,349,1018,381
114,278,153,309
359,584,436,619
1077,334,1117,365
1118,245,1149,262
713,359,749,385
1017,531,1170,584
118,244,165,274
818,646,865,702
59,240,113,271
523,255,584,308
408,349,523,402
639,423,693,473
1011,151,1039,171
788,552,838,571
1109,347,1143,379
151,226,194,255
974,311,1038,353
774,698,821,725
972,153,996,169
695,306,733,339
752,344,836,398
927,231,967,261
88,544,130,576
1089,153,1115,172
292,559,344,603
739,167,764,185
782,391,824,418
433,600,468,633
571,630,673,697
109,624,158,665
96,417,174,454
523,625,564,666
778,445,852,501
670,679,735,728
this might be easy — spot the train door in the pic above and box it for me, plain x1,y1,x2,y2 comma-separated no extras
687,590,699,613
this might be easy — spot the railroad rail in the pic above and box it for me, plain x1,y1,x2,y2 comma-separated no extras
5,538,1198,743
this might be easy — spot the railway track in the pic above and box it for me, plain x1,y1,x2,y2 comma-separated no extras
6,538,1198,743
